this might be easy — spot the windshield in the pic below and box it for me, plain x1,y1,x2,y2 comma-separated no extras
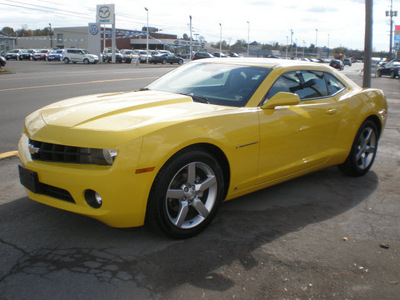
146,62,271,107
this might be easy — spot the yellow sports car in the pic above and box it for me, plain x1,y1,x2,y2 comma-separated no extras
18,58,387,238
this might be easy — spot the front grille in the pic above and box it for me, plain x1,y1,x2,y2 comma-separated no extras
29,139,91,164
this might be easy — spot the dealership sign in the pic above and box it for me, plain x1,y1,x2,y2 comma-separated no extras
174,40,205,47
395,25,400,41
96,4,115,24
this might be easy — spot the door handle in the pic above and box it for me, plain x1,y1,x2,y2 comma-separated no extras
326,108,337,115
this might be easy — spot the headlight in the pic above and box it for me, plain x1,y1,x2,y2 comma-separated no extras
27,139,118,165
79,148,118,165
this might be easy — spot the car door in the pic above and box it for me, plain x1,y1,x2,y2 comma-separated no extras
257,70,341,184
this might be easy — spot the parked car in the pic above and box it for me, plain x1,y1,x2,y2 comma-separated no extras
0,55,6,68
329,59,344,70
19,49,36,60
376,60,400,78
213,52,228,58
5,49,22,60
120,49,139,63
343,58,352,66
228,52,241,57
46,50,64,61
102,48,123,63
33,49,50,61
63,49,99,64
152,53,183,65
192,52,214,60
138,50,153,63
18,58,387,238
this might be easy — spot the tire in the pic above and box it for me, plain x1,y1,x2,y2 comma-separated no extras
63,57,70,64
147,149,225,239
338,120,378,177
83,58,89,64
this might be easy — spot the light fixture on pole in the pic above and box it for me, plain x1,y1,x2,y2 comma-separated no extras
247,21,250,57
145,7,149,63
219,23,222,55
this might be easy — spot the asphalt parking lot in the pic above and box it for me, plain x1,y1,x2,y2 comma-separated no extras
0,61,399,299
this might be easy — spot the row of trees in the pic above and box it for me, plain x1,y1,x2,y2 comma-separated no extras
2,26,51,37
208,39,389,59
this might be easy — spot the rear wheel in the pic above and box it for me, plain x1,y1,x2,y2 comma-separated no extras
147,149,225,239
63,57,70,64
338,120,378,176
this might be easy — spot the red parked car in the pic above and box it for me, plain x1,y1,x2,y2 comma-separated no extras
33,49,50,61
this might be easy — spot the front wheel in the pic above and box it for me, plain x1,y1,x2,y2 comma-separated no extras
83,58,89,64
338,120,379,177
147,149,225,239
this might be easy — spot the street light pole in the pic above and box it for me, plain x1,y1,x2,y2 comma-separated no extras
145,7,149,63
190,16,193,60
219,23,222,55
48,23,52,48
327,34,330,59
247,21,250,57
315,28,318,58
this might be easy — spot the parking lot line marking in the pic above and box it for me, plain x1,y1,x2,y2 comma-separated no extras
0,150,18,160
0,77,157,92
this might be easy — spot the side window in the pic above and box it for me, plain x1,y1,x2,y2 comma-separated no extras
325,73,345,95
265,71,302,100
296,71,328,100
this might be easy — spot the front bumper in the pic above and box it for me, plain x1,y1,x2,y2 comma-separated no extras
18,133,153,228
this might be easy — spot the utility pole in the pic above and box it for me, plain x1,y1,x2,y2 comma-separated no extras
386,0,398,59
363,0,373,88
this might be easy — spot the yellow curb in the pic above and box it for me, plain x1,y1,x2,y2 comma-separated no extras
0,150,18,160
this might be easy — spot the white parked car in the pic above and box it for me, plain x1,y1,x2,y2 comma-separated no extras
63,49,99,64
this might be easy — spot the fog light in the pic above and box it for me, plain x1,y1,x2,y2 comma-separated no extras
85,189,102,209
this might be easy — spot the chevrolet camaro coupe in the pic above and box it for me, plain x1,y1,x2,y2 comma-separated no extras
18,58,387,238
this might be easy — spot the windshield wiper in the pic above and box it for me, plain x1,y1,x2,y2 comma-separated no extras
180,93,210,104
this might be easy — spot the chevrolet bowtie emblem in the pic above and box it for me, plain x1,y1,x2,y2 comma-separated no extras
28,144,40,154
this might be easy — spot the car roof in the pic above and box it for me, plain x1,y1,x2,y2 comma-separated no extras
191,57,331,70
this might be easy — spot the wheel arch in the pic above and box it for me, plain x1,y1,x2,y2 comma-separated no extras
365,114,383,139
150,142,231,201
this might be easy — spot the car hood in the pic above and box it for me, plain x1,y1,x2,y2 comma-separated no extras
32,90,231,133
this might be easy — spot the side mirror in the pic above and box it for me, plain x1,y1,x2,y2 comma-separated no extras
261,92,300,109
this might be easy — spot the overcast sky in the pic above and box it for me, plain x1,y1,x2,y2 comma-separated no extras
1,0,398,52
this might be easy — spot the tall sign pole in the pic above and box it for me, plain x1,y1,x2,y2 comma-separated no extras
97,4,115,62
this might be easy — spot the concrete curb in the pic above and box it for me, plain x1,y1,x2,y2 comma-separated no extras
0,150,18,161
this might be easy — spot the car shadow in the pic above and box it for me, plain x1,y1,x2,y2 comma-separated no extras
0,165,378,295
